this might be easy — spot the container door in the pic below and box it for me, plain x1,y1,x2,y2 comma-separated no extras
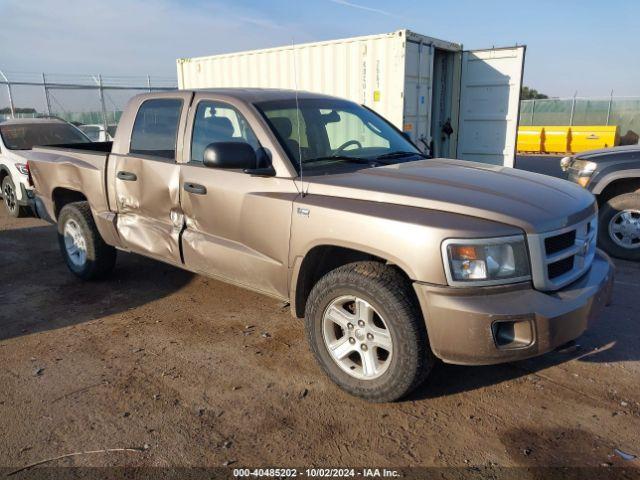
456,46,525,167
403,41,434,151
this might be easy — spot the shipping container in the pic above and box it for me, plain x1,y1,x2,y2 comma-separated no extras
177,30,525,167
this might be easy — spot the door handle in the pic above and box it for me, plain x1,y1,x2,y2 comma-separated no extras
117,171,137,181
183,182,207,195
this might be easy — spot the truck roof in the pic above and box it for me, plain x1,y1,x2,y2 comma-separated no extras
137,88,349,104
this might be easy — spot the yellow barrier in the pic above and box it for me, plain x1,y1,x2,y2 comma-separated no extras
570,125,619,153
516,126,545,153
543,126,571,154
517,125,621,154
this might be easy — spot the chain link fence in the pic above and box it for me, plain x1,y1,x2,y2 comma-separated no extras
3,71,639,146
519,96,640,145
0,71,177,130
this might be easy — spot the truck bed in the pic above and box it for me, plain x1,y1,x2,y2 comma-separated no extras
38,141,113,153
26,142,112,222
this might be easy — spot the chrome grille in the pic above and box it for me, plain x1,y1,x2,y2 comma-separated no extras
528,214,598,291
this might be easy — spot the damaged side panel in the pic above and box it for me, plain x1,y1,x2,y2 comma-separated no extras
26,148,123,247
111,154,183,265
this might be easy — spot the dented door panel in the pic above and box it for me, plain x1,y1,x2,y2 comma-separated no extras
113,154,183,263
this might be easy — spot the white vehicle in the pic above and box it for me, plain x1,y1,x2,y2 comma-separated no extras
0,118,90,217
77,123,117,142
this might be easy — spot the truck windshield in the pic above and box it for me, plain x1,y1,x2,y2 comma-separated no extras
255,98,424,172
0,123,90,150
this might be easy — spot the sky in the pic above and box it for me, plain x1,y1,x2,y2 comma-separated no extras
0,0,639,101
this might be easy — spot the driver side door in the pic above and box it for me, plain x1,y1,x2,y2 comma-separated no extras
178,95,296,299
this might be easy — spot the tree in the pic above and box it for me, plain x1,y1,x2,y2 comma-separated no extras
0,107,38,114
521,86,548,100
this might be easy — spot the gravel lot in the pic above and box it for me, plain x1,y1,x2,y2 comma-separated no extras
1,206,639,473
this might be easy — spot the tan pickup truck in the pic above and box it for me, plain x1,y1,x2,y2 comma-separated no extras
26,89,614,402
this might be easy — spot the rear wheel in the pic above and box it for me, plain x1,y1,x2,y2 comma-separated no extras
305,261,434,402
598,193,640,261
2,176,28,218
57,202,117,280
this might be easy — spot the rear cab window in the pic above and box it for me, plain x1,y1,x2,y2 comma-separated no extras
130,98,183,160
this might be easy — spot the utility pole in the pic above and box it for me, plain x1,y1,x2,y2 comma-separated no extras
569,91,577,126
0,70,16,118
97,74,108,133
42,73,52,116
606,90,614,126
530,99,536,125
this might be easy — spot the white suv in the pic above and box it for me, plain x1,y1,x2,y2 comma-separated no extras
0,118,90,217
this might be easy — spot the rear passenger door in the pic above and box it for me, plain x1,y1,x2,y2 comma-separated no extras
111,93,191,264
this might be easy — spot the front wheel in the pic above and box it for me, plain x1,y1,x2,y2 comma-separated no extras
2,176,28,218
304,262,434,402
598,192,640,261
57,202,117,280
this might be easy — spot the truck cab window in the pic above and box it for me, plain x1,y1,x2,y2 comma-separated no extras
130,98,183,159
191,101,259,163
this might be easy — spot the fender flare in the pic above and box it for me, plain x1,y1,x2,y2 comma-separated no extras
591,169,640,195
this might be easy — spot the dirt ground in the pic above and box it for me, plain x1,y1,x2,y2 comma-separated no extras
1,207,639,474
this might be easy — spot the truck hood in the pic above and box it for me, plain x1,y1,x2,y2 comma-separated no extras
576,144,640,160
303,158,596,233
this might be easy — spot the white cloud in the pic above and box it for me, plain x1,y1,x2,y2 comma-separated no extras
328,0,397,18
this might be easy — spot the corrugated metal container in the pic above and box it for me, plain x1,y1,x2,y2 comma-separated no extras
177,30,525,166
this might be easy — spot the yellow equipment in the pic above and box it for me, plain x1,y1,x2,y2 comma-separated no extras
517,125,620,154
543,126,572,154
516,126,545,153
570,125,619,153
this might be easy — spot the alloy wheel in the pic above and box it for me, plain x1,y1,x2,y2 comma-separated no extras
63,219,88,267
322,295,393,380
609,209,640,249
3,181,17,214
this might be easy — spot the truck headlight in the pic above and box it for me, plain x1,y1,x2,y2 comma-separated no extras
571,159,597,187
442,236,531,286
560,156,573,172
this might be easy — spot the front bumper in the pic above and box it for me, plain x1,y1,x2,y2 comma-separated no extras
414,250,614,365
19,183,35,206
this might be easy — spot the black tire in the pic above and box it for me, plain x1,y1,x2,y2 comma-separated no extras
2,176,28,218
57,202,117,280
304,261,434,402
598,192,640,261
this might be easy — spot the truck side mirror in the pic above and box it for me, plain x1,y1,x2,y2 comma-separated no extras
203,142,257,170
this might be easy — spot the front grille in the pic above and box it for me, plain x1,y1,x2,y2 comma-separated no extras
547,256,574,279
528,214,598,291
545,230,576,255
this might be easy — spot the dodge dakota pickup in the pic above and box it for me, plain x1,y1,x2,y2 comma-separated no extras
26,89,614,402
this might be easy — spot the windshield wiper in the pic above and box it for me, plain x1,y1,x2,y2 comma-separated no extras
375,151,427,160
303,155,372,165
